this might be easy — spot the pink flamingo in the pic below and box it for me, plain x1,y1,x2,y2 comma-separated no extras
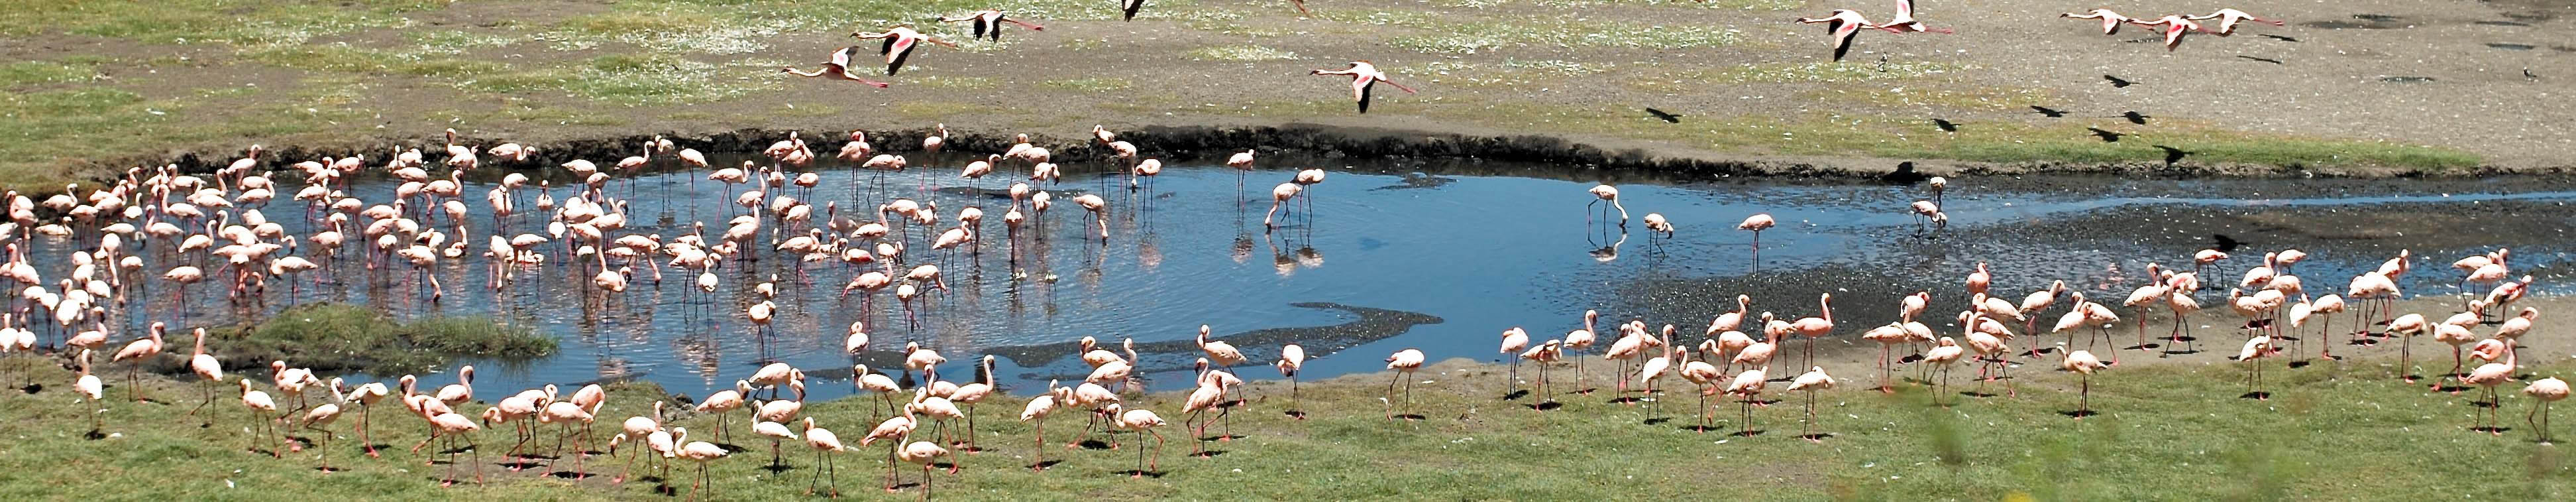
940,9,1045,40
1309,61,1416,113
1795,9,1874,61
2126,15,2208,51
2187,8,2284,35
850,27,956,76
2063,9,2135,34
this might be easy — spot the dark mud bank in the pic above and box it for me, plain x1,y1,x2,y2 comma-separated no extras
126,123,2530,184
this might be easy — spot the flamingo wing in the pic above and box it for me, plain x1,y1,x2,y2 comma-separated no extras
1122,0,1145,21
1353,76,1373,113
830,46,858,67
973,17,993,39
2101,17,2122,34
886,38,917,75
1829,19,1860,61
2162,23,2189,50
1893,0,1913,19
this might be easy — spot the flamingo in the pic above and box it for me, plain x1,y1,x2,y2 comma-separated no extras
2126,15,2208,51
1795,9,1874,61
940,9,1045,41
2063,9,2135,34
2464,338,2520,434
801,418,846,495
2063,350,2106,418
1499,327,1530,390
1738,214,1776,249
2528,377,2570,444
1585,184,1627,227
672,428,731,499
1019,381,1063,470
1263,182,1301,231
1104,403,1166,476
108,322,164,401
1383,348,1426,419
1873,0,1953,34
1277,344,1307,415
850,26,956,76
2186,8,2284,35
1922,337,1966,406
1786,366,1835,440
1309,61,1416,113
2239,336,2276,399
1723,366,1769,436
778,46,892,88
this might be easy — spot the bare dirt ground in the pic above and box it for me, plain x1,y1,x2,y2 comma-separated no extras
1,0,2570,188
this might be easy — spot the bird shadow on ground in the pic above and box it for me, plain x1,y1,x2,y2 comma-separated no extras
2060,410,2098,418
1898,354,1926,364
83,428,105,440
2288,360,2316,369
714,443,749,453
1075,439,1112,450
313,466,342,473
759,462,794,473
20,383,41,394
1606,396,1647,405
1116,470,1169,479
549,470,596,479
651,484,678,496
1680,424,1725,433
2435,384,2475,393
1641,417,1672,426
1189,450,1229,458
2239,391,2272,400
1500,389,1529,401
437,445,476,455
1029,460,1063,470
1195,434,1244,442
930,462,959,471
1727,429,1765,437
1959,391,1998,399
1393,414,1427,421
2165,349,2203,356
1797,433,1835,441
1527,401,1564,411
1281,410,1305,419
498,460,546,470
1748,399,1783,406
2473,426,2514,434
1572,388,1599,395
2123,344,2161,351
2470,400,2502,408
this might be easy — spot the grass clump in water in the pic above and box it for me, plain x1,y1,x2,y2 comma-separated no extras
211,302,555,375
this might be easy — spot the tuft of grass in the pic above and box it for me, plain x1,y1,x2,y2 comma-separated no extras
207,303,555,375
244,44,510,78
1042,78,1132,92
1186,44,1301,62
1501,58,1611,75
0,60,101,88
1704,61,1970,84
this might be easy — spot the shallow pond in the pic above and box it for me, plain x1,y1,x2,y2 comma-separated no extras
40,152,2576,399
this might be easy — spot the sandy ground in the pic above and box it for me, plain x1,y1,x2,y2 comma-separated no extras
1279,294,2573,406
2,0,2571,184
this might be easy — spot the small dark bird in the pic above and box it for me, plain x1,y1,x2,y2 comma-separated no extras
2258,34,2299,42
2235,55,2284,64
2153,145,2192,166
2528,68,2541,79
1932,119,1958,133
2086,127,2126,143
1875,54,1891,72
2104,74,2136,88
1644,107,1682,123
2030,105,2069,118
2118,111,2151,125
2210,233,2244,253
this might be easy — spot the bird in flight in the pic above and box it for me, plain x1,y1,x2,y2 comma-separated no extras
778,46,892,88
939,10,1046,41
1311,61,1417,114
1796,9,1877,62
851,26,957,76
2062,9,2134,35
2125,15,2208,51
1873,0,1955,34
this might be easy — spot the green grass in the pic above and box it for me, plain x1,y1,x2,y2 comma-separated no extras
1185,44,1300,62
2,351,2571,499
1041,78,1132,92
0,60,101,88
0,0,432,44
207,303,557,375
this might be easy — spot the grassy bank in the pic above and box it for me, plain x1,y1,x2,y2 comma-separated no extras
0,0,2513,191
2,348,2569,500
188,303,556,375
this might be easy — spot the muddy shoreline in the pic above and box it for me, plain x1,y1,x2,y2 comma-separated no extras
115,121,2568,194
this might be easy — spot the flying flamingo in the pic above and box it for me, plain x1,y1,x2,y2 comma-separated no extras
2187,8,2284,35
940,9,1045,41
1873,0,1954,34
2062,9,2135,34
1309,61,1416,113
1794,9,1874,61
2127,15,2208,51
850,26,957,76
779,46,892,88
1384,348,1426,420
